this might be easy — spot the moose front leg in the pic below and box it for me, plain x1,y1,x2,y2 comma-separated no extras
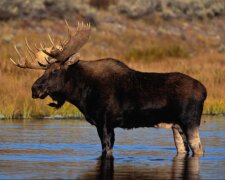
97,124,115,157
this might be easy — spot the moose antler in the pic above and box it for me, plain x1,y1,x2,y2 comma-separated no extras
10,40,47,69
10,21,91,69
41,21,91,62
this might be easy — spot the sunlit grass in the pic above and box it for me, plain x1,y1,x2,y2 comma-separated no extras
204,101,225,115
126,43,189,62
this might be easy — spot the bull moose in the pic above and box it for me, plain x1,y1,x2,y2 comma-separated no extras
10,21,207,157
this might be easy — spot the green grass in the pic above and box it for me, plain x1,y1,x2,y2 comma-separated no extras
1,102,84,120
204,101,225,115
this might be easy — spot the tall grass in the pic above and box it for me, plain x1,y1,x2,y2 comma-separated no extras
126,43,189,63
0,19,224,119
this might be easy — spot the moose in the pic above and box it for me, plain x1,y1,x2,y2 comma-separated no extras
10,21,207,157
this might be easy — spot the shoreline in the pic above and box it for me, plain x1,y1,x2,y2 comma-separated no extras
0,113,224,120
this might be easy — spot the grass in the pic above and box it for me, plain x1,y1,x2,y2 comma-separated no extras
0,19,225,119
126,43,189,63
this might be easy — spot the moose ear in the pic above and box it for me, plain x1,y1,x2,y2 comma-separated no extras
64,53,80,67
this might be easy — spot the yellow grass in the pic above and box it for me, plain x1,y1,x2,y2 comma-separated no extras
0,19,224,118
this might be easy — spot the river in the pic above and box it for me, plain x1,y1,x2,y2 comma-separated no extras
0,116,224,179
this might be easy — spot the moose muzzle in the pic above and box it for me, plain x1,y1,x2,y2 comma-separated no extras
31,84,48,99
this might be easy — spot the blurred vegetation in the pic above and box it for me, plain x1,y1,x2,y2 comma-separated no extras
90,0,117,9
0,1,225,119
1,0,225,21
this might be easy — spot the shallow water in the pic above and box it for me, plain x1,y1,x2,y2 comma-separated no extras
0,116,224,179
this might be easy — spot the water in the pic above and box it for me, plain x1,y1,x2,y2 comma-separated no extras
0,116,224,179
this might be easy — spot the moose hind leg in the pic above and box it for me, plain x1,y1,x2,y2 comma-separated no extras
180,102,204,156
172,125,189,154
185,127,204,155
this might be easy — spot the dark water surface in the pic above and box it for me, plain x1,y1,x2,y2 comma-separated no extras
0,116,224,179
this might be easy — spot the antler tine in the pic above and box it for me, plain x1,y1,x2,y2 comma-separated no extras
25,38,36,61
65,19,72,39
65,20,70,32
25,38,36,56
48,33,55,47
27,48,35,61
10,58,17,65
15,46,27,65
14,45,23,59
11,44,46,69
40,42,46,50
59,39,64,50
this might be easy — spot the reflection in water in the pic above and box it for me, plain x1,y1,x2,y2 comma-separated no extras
172,155,199,180
0,118,225,179
96,156,114,180
79,155,199,180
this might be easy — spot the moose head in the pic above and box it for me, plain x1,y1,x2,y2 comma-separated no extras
10,21,91,108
